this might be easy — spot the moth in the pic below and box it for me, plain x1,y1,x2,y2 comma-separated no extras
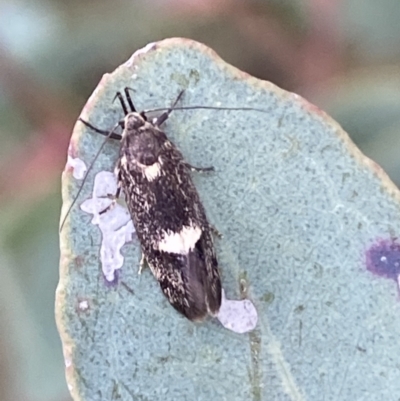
79,88,222,321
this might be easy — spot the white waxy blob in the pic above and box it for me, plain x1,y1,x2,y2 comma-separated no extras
66,155,87,179
217,289,258,334
80,171,135,282
78,300,89,311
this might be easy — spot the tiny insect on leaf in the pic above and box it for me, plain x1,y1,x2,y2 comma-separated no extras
77,88,222,321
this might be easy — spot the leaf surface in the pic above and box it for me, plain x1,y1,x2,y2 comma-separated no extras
57,38,400,401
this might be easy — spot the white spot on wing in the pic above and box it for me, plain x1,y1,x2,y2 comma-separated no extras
141,162,162,181
158,225,202,254
217,289,258,333
80,171,135,282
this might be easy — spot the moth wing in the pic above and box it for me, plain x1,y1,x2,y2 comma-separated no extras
199,228,222,316
149,231,221,321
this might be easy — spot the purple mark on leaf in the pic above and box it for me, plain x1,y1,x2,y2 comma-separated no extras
104,268,120,287
366,239,400,282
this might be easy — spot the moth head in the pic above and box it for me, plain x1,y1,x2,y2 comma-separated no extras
123,112,146,132
123,113,161,166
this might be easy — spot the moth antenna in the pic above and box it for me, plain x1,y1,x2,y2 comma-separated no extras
116,87,267,116
143,105,270,115
59,121,122,233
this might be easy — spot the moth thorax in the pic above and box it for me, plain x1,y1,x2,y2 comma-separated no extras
124,127,161,167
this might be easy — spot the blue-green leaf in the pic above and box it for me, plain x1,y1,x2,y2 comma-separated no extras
57,38,400,401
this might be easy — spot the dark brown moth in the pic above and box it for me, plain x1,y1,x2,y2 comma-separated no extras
80,89,222,321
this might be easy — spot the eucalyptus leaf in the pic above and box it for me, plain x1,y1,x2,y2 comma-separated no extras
57,38,400,401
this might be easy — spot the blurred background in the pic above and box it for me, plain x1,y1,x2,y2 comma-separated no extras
1,0,400,400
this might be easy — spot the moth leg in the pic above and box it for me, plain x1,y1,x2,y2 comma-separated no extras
123,87,136,112
78,118,123,140
99,200,116,215
184,162,215,173
99,187,122,215
210,225,223,239
138,254,148,275
114,91,130,115
154,90,185,127
120,281,135,295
